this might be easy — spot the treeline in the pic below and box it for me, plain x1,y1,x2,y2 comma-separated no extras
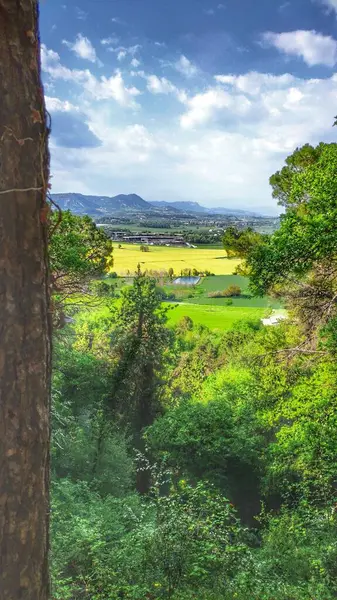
50,142,337,599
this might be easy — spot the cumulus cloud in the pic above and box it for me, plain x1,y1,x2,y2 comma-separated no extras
263,30,337,67
44,43,337,212
174,55,198,77
63,34,100,64
41,44,141,108
146,75,178,94
45,96,79,112
131,58,141,68
215,71,295,95
180,87,251,128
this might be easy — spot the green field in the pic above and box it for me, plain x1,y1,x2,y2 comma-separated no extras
103,248,281,329
166,303,266,330
163,275,281,308
111,243,240,276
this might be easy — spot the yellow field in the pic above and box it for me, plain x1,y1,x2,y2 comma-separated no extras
110,244,241,276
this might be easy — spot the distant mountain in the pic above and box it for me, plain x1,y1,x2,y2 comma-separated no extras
207,207,262,217
150,200,261,217
151,200,208,213
51,193,151,215
51,193,262,218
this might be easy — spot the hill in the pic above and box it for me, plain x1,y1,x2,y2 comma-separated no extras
51,193,262,217
150,200,261,217
51,193,151,215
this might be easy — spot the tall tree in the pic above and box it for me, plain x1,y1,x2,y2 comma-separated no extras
247,142,337,343
223,226,266,259
0,2,51,599
109,268,171,493
49,210,113,326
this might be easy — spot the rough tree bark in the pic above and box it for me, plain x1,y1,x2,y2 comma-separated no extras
0,1,51,599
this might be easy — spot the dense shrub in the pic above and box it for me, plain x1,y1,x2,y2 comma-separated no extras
208,285,241,298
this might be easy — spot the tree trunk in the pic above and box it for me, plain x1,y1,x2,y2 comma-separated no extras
0,2,51,599
135,363,155,495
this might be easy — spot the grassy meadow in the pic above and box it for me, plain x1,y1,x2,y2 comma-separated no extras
166,303,266,330
110,243,240,276
164,275,281,308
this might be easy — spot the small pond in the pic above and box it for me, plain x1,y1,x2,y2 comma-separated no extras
173,276,200,286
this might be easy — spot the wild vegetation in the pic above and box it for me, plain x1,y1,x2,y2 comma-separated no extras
50,143,337,599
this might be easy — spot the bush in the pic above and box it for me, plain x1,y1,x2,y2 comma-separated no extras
177,316,194,331
51,478,248,600
223,285,242,297
90,280,115,297
208,285,242,298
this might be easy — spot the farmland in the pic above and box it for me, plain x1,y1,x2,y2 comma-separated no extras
110,243,241,276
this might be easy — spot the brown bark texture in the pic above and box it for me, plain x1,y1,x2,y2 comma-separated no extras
0,1,51,599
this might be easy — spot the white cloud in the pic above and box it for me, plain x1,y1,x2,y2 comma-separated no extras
263,30,337,67
131,58,141,68
174,55,198,77
215,71,295,95
320,0,337,13
101,36,119,46
146,75,178,94
180,87,251,129
45,96,79,112
41,44,141,108
117,50,127,61
108,44,142,62
63,34,99,64
45,40,337,212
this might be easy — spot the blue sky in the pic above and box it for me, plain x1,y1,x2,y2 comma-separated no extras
40,0,337,214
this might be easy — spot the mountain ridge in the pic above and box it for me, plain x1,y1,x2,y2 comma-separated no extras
51,193,262,217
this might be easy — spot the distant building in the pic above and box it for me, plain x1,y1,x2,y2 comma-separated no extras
104,231,188,247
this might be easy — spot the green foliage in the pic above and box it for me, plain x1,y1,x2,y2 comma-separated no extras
49,210,113,324
248,143,337,296
228,506,337,600
50,138,337,600
223,226,266,258
51,478,248,600
269,142,324,208
247,143,337,342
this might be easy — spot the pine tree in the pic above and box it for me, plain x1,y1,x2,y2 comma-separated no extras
109,267,171,492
